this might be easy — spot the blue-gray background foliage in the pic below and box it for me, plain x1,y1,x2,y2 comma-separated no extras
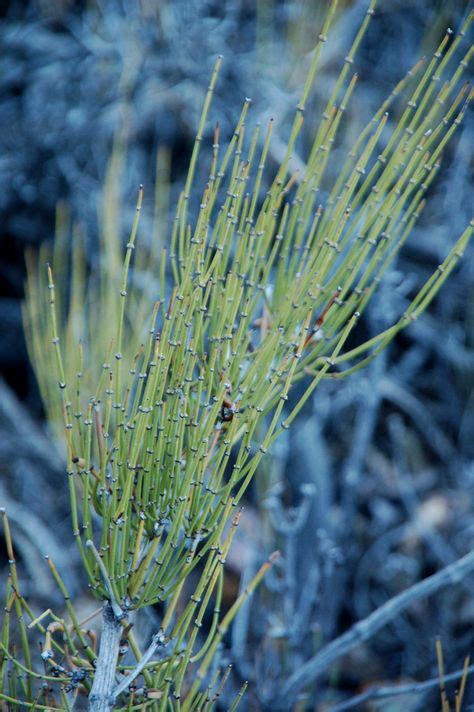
0,0,472,709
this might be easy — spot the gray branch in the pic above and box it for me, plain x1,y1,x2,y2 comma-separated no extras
112,630,166,701
331,663,474,711
281,549,474,698
89,603,123,712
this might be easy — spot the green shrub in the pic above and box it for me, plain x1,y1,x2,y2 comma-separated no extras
2,2,472,710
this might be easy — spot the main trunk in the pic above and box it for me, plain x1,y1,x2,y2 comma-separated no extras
88,603,122,712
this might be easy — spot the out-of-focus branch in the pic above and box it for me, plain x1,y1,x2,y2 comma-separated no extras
281,550,474,698
331,662,474,711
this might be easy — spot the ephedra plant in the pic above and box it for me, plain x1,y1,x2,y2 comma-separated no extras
1,1,472,710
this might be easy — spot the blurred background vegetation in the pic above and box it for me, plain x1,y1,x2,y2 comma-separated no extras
0,0,473,709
